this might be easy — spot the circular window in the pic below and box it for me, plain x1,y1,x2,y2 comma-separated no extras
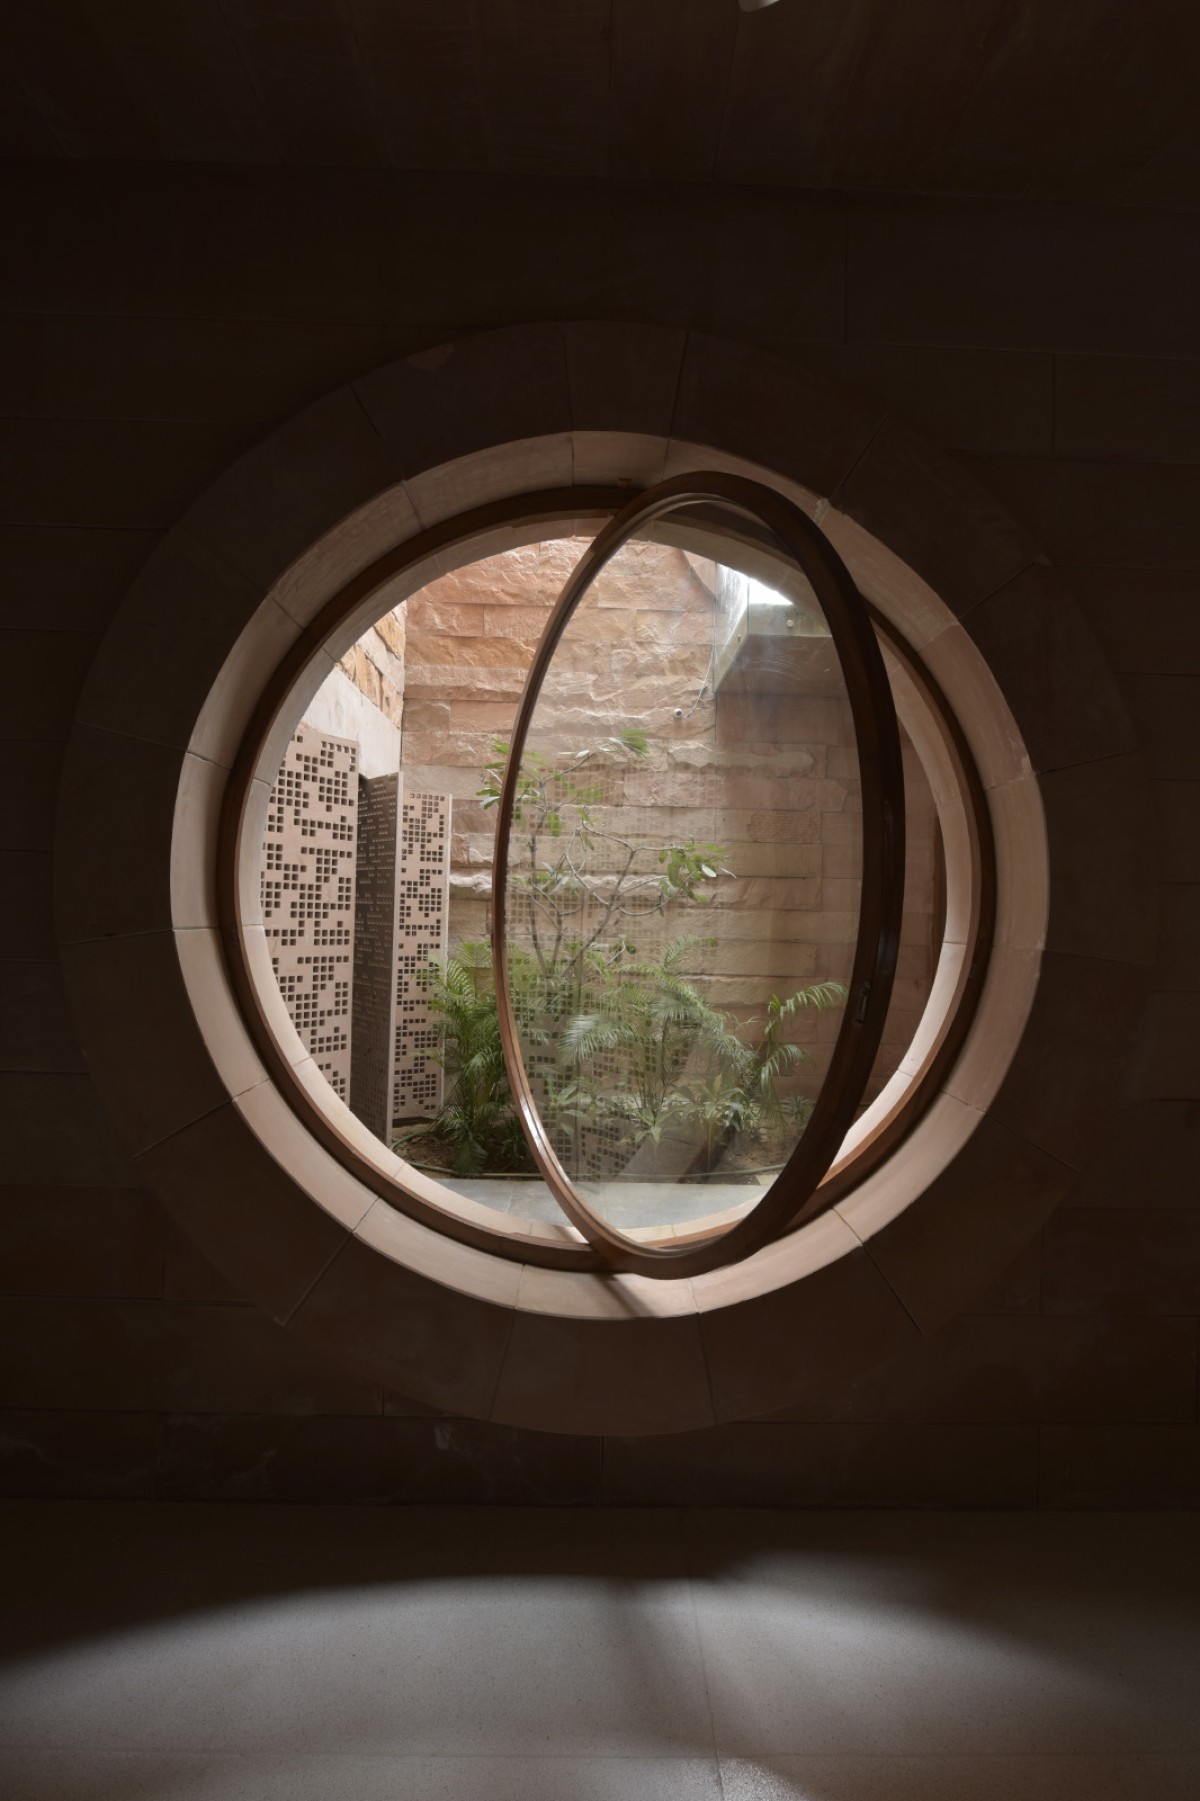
62,324,1121,1434
227,472,993,1282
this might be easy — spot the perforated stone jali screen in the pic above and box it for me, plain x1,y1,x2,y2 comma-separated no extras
261,725,358,1103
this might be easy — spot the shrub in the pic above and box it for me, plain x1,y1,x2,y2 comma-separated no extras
399,727,848,1179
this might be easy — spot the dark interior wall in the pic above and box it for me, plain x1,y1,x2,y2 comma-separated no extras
1,161,1197,1506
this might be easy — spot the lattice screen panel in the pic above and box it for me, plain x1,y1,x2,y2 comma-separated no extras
350,773,402,1142
260,725,358,1102
348,778,450,1137
393,789,450,1121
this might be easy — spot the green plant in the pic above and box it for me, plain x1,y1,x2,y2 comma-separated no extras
479,731,726,998
401,734,848,1181
404,941,533,1176
559,933,847,1174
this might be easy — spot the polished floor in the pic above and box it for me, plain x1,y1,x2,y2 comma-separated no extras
440,1174,763,1230
0,1503,1197,1799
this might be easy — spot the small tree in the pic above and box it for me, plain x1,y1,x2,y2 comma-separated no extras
400,733,847,1179
479,731,726,1002
561,934,847,1175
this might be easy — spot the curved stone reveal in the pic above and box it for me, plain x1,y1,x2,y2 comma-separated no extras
54,324,1152,1434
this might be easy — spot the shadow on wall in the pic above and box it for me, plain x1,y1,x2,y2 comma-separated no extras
0,1502,1196,1800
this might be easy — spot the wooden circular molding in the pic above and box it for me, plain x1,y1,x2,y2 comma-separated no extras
55,323,1151,1436
489,473,908,1277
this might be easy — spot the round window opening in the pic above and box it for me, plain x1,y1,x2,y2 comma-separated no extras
229,474,994,1280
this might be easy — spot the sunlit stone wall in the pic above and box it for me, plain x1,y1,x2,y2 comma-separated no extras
392,539,937,1105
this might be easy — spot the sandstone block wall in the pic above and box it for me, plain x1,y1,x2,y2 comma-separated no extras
398,537,937,1110
338,612,406,731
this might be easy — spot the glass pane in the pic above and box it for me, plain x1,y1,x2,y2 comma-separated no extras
499,508,863,1242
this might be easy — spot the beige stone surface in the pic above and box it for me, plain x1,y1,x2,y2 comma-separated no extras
36,302,1160,1454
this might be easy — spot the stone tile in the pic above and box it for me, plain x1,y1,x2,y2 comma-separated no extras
161,1220,247,1305
565,320,686,435
0,1185,163,1299
157,1414,602,1505
673,334,882,500
0,78,59,158
937,9,1188,207
55,726,185,942
601,1423,1037,1507
1065,565,1200,676
0,526,153,633
1040,756,1156,965
477,6,611,179
572,427,668,487
1042,1208,1200,1314
0,739,64,853
249,4,398,159
0,310,397,429
0,1750,724,1801
381,1389,444,1419
0,850,54,959
689,1509,1200,1754
1124,675,1200,781
963,1233,1043,1315
135,1102,351,1326
963,564,1137,772
610,0,736,180
0,630,96,742
1062,1099,1200,1208
968,456,1200,569
0,961,86,1073
0,1072,137,1189
0,414,250,529
60,932,238,1156
0,163,401,323
152,1302,381,1418
0,1293,381,1418
0,1506,710,1759
493,1297,713,1441
864,1113,1069,1333
183,384,406,592
697,1237,918,1427
1040,1424,1200,1507
403,433,573,530
0,1409,154,1499
986,952,1148,1169
769,1314,1198,1426
356,324,570,478
668,188,848,347
833,419,1038,618
325,8,485,169
75,3,277,163
1157,884,1200,991
799,341,1053,457
1125,993,1200,1102
1153,782,1200,882
289,1229,515,1424
721,1754,1200,1801
75,530,268,756
848,197,1200,358
1056,352,1200,463
714,9,868,187
173,927,270,1104
3,1503,1199,1785
0,1297,155,1410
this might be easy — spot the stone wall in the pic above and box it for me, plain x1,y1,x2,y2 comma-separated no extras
339,613,406,735
397,537,937,1108
2,163,1197,1506
300,612,406,780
